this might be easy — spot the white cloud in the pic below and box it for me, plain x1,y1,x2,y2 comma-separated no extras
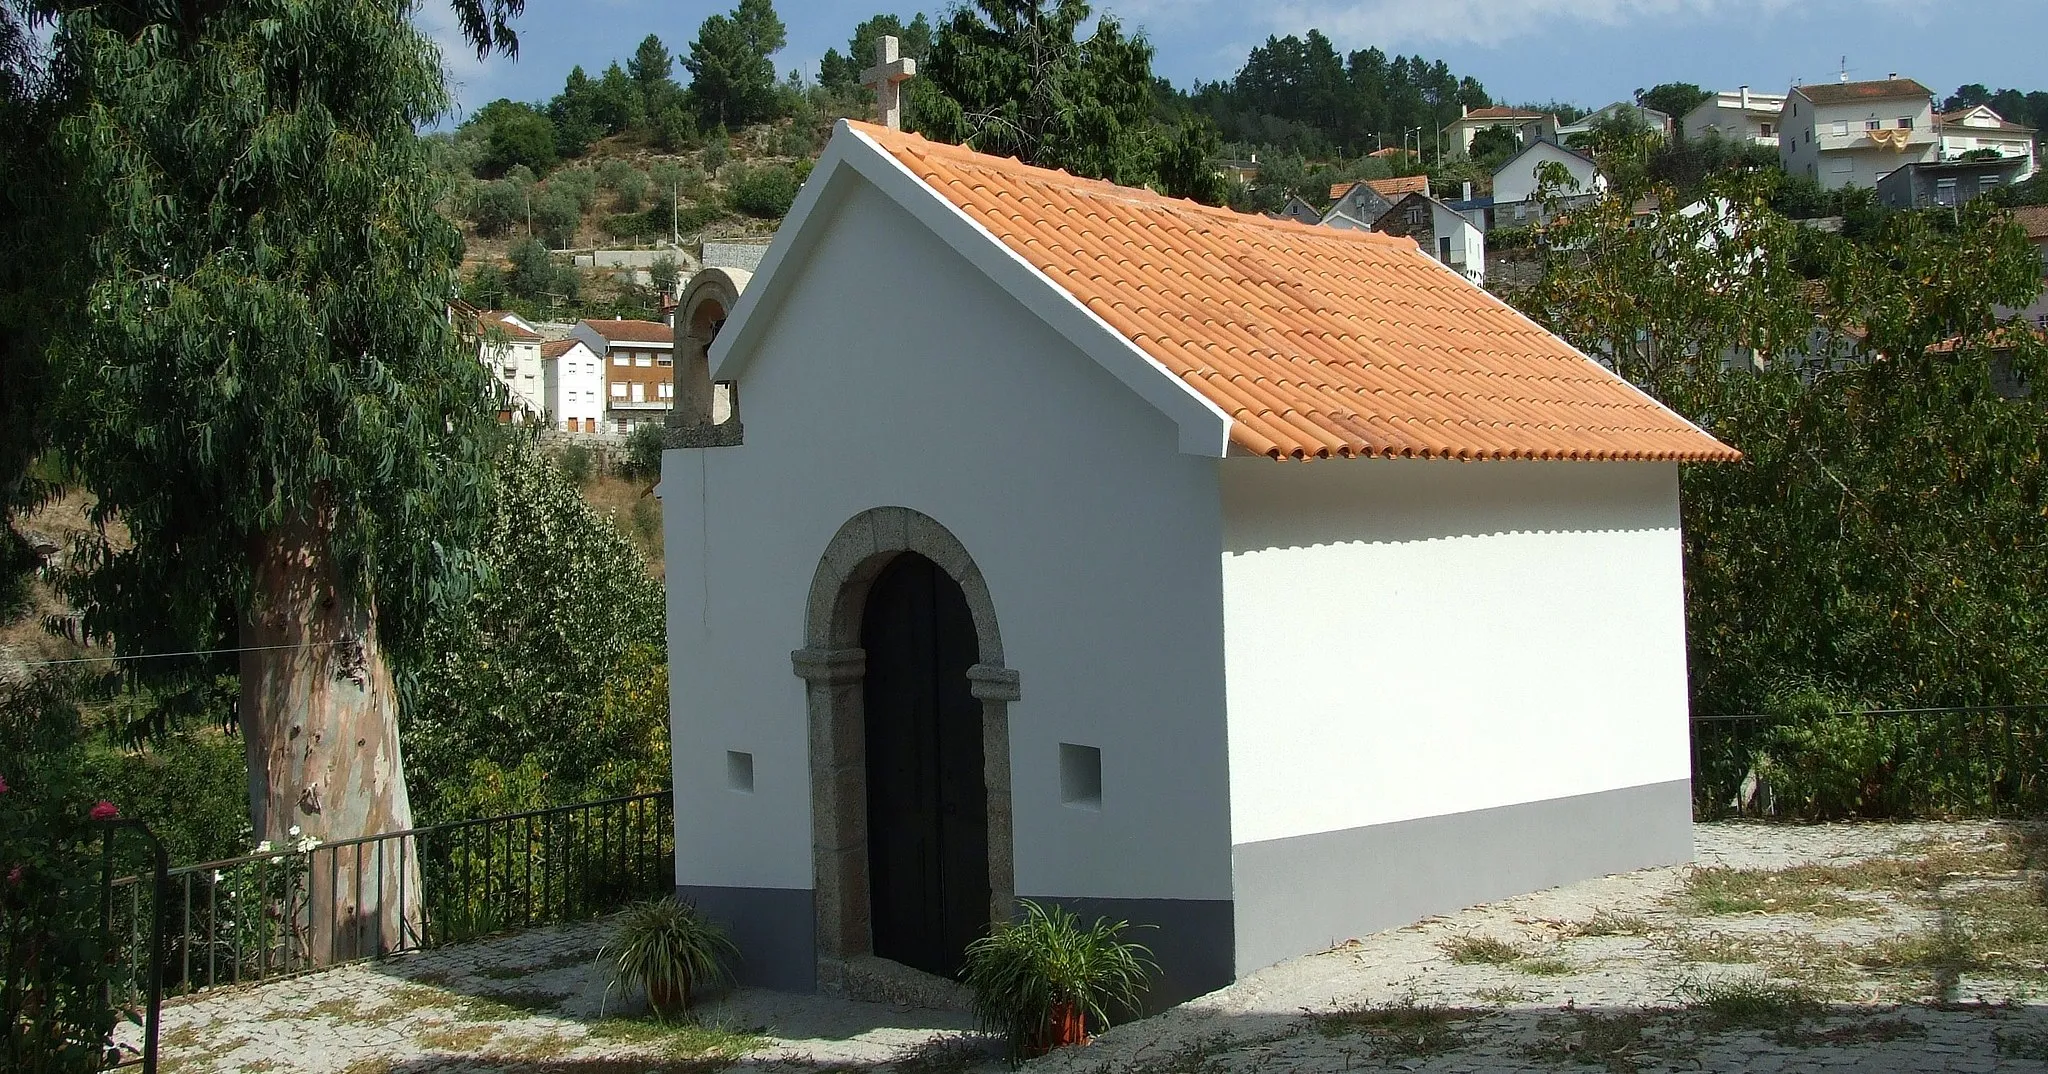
412,3,500,121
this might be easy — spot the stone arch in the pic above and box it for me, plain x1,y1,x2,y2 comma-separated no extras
790,506,1019,991
666,267,751,447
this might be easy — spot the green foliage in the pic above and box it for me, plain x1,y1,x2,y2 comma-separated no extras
702,127,731,171
547,65,602,157
727,163,800,218
963,900,1156,1062
1638,82,1711,126
622,424,666,481
653,105,697,151
611,166,651,212
685,0,787,130
600,896,739,1015
821,13,934,91
591,61,645,134
402,441,666,820
1467,123,1519,168
49,0,498,684
650,254,681,297
1517,170,2048,727
628,34,677,111
508,237,578,303
0,674,119,1073
556,443,595,486
918,0,1160,187
477,99,557,176
531,186,582,248
468,178,527,236
79,717,248,865
1157,120,1226,205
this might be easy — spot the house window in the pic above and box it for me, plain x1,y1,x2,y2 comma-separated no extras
1832,120,1849,137
610,382,627,398
635,354,652,367
1406,207,1425,225
631,383,645,403
657,356,672,366
1897,117,1913,129
658,382,673,399
1438,236,1452,262
1980,175,2001,193
617,419,628,434
1760,122,1774,137
612,354,627,366
1864,118,1880,131
1830,158,1852,174
1935,178,1958,206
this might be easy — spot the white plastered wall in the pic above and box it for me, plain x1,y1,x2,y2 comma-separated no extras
663,177,1234,905
1219,457,1692,847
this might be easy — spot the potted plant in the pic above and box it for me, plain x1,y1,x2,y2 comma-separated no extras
599,895,739,1017
962,900,1156,1062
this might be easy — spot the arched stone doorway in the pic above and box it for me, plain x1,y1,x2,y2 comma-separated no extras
791,507,1018,991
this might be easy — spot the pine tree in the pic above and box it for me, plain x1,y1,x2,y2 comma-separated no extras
918,0,1160,187
684,0,784,130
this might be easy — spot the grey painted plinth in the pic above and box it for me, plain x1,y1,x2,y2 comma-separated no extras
1230,779,1695,974
677,884,817,992
1018,895,1236,1011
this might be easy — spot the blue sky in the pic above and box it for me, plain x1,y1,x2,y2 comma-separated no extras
427,0,2048,124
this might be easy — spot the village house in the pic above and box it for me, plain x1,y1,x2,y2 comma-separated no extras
473,309,545,422
1937,105,2037,181
1779,77,1939,191
1488,139,1607,229
1267,196,1321,226
1370,190,1486,285
1682,86,1788,146
1557,101,1674,143
571,318,675,435
1323,176,1428,229
1876,157,2030,210
1440,105,1557,160
660,118,1735,1004
541,338,605,433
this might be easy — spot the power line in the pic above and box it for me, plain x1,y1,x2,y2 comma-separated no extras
0,639,344,670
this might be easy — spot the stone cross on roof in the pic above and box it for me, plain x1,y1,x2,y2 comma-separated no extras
862,35,916,132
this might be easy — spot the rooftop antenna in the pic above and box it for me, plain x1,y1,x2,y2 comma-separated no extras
1839,56,1848,84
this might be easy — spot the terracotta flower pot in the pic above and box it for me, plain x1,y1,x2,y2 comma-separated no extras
647,977,689,1017
1029,1000,1090,1056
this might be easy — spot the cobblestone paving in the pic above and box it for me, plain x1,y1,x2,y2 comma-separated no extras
147,822,2048,1073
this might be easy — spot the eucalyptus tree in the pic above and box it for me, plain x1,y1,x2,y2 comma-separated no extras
7,0,521,960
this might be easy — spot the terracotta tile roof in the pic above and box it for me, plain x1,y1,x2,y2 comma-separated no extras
2012,205,2048,242
1366,147,1411,159
580,318,674,344
1329,176,1430,204
851,122,1737,463
1368,175,1429,199
1939,108,2036,133
1460,106,1551,122
478,310,541,342
1794,78,1933,106
540,339,581,360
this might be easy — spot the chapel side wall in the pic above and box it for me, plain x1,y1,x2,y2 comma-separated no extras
1217,458,1695,974
662,178,1235,998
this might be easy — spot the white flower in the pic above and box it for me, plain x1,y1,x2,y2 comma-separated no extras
254,840,273,854
287,825,302,838
293,835,321,854
211,870,224,883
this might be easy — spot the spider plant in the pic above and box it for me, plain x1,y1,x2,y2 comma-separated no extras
599,896,739,1017
961,900,1156,1062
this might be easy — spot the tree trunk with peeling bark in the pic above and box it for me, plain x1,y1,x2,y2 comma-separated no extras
241,516,422,964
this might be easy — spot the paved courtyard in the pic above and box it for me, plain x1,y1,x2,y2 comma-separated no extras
145,821,2048,1073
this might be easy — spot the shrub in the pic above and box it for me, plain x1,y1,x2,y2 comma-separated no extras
611,167,651,213
650,255,680,297
728,164,800,219
468,179,525,237
702,127,730,171
963,900,1155,1061
507,237,578,303
622,424,666,481
531,187,582,248
556,443,594,486
600,896,738,1016
654,105,697,151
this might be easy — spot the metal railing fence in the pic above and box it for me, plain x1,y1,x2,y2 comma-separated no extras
103,790,672,999
1690,705,2048,820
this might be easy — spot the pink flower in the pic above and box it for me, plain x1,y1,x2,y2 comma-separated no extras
0,773,9,794
89,801,119,821
4,866,19,886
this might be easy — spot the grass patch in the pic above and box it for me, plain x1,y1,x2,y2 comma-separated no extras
452,989,567,1020
1572,912,1652,938
1777,1016,1924,1048
1512,956,1576,977
1473,985,1540,1005
1682,866,1875,918
1441,935,1526,964
587,1016,765,1061
1675,972,1823,1031
418,1023,503,1052
1313,1001,1485,1057
161,1025,204,1050
1852,887,2048,998
1524,1011,1651,1073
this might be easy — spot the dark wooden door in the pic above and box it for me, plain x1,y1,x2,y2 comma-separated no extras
861,552,990,978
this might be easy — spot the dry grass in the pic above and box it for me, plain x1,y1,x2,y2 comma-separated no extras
1511,956,1576,977
1440,935,1527,965
1570,912,1653,938
1681,866,1878,918
418,1023,503,1052
1312,1002,1487,1056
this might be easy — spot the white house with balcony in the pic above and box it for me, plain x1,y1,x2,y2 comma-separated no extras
1683,87,1787,147
1938,105,2037,181
1440,106,1558,160
1779,78,1938,190
475,310,545,422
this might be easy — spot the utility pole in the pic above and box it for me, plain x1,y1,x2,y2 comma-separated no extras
672,178,679,246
